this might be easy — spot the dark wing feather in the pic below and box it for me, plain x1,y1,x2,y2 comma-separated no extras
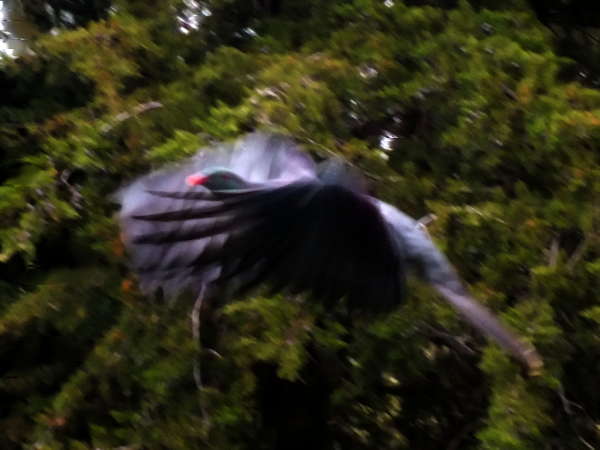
133,182,406,312
115,133,316,297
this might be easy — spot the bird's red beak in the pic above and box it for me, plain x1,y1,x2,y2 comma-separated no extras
186,173,208,186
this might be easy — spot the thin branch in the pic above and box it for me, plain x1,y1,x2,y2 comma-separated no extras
100,101,163,134
557,385,585,416
417,213,437,228
558,385,573,416
191,285,209,424
465,205,507,224
566,233,591,273
582,28,600,45
206,348,223,359
416,213,438,238
191,286,205,390
578,436,595,450
426,325,476,356
502,84,518,101
58,169,83,209
547,237,560,267
556,384,597,450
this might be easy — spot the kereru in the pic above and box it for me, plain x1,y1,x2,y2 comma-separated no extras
116,132,542,374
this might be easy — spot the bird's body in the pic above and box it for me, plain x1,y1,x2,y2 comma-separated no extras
116,132,542,373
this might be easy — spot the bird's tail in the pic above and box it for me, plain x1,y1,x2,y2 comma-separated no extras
434,284,543,376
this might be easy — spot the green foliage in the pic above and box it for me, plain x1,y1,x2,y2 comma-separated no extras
1,0,600,448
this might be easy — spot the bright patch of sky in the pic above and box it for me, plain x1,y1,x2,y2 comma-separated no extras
178,0,209,34
59,10,74,26
0,1,16,58
379,131,398,151
359,65,378,79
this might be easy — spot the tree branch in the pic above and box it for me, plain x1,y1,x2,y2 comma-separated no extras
566,233,592,273
547,237,560,267
191,286,210,425
100,101,163,134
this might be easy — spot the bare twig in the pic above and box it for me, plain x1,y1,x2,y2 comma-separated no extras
416,213,437,235
582,29,600,45
207,348,223,359
58,169,83,209
557,385,585,416
465,205,507,224
191,286,205,390
426,325,476,356
566,233,591,273
547,237,560,267
558,385,573,416
578,436,595,450
191,285,209,424
100,101,163,134
417,213,437,228
502,84,518,101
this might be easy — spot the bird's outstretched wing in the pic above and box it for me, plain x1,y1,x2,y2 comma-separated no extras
115,133,317,297
130,182,406,312
376,200,543,374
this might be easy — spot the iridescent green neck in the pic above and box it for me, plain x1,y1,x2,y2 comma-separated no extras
203,168,248,190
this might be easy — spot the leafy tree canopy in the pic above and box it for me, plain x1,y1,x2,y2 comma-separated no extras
0,1,599,448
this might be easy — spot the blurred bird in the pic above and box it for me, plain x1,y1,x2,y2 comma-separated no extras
116,132,542,374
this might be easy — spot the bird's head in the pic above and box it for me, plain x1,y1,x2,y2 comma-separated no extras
186,167,247,190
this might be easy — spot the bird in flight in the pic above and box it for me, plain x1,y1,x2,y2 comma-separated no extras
116,132,542,374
